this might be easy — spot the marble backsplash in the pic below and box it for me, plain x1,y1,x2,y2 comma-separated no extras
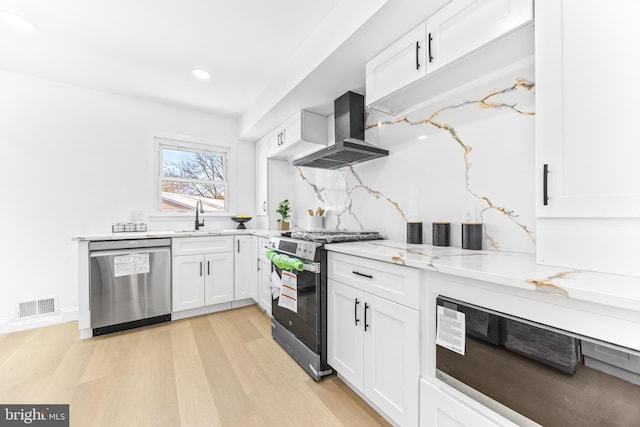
290,66,536,254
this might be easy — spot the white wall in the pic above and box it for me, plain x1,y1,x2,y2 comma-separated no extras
0,70,255,331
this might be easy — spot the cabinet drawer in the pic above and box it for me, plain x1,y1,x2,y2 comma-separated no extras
172,236,233,256
327,252,420,309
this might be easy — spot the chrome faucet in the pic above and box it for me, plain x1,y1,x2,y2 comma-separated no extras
195,199,205,230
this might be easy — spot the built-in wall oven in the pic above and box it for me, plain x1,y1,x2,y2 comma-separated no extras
435,295,640,426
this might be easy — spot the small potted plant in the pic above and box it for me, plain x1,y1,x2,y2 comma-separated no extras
276,199,291,230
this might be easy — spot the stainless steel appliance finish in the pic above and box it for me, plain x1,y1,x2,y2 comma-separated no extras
292,91,389,169
269,236,330,381
436,296,640,427
89,238,171,336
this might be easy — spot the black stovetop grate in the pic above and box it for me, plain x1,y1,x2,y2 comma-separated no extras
287,230,381,244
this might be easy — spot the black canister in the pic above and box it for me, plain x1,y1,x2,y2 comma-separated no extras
462,222,483,250
407,222,423,244
432,222,450,246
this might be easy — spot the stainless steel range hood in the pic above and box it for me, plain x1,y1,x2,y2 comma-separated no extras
292,91,389,170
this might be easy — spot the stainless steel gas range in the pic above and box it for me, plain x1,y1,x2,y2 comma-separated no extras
268,231,381,381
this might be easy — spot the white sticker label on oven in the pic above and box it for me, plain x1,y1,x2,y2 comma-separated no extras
114,253,150,277
436,306,466,355
277,270,298,313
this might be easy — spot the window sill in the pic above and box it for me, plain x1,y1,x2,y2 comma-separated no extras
149,212,233,221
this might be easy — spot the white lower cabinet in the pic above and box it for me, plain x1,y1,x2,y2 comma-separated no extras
256,237,272,315
420,379,502,427
328,277,420,426
172,236,234,312
234,235,255,301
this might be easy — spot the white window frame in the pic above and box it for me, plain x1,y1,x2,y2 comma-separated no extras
153,136,232,216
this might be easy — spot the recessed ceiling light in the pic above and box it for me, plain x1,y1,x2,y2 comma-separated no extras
418,135,428,140
0,12,35,32
192,69,211,80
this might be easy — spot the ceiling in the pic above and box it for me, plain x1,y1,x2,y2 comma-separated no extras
0,0,448,141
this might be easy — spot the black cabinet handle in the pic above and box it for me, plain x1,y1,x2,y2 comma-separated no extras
237,240,240,253
416,41,421,70
354,298,360,326
207,260,210,276
364,303,370,331
543,164,549,206
428,32,433,63
200,262,203,277
263,201,266,212
352,271,373,279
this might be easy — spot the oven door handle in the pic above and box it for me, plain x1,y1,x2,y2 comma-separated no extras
270,260,320,274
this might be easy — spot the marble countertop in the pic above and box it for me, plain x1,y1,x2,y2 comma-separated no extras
324,240,640,313
72,228,279,241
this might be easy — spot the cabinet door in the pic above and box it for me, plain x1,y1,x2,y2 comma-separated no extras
204,252,234,306
420,379,505,427
172,255,204,312
234,236,255,300
266,129,282,156
426,0,532,73
327,279,364,389
257,254,272,315
536,0,640,218
279,112,302,151
365,22,427,107
256,137,268,215
535,0,640,275
363,293,420,427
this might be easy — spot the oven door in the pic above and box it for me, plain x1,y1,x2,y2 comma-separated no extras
435,295,640,427
271,260,321,352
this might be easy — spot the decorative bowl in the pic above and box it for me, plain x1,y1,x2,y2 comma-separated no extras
231,216,252,229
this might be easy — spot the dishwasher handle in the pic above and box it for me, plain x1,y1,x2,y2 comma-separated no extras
89,238,171,251
90,246,170,257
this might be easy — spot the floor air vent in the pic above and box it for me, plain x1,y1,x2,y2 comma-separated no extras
18,297,57,318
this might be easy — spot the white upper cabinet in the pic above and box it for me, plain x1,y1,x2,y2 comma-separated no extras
535,0,640,276
426,0,533,73
255,137,268,215
365,22,427,108
536,0,640,219
266,111,328,160
365,0,533,115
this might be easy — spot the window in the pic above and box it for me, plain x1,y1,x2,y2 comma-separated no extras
157,139,228,213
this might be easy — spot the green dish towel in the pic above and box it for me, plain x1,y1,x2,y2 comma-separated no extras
266,249,304,271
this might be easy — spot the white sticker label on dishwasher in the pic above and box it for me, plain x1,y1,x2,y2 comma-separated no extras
114,253,150,277
436,306,466,355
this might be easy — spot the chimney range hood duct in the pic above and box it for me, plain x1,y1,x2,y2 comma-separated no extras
292,91,389,170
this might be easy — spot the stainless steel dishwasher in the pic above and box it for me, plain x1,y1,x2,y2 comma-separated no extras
89,238,171,336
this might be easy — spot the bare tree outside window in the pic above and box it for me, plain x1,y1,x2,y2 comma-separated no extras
160,147,227,212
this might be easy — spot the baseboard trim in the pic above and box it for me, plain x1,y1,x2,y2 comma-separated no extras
0,307,78,334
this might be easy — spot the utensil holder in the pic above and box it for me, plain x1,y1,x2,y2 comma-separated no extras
309,216,324,230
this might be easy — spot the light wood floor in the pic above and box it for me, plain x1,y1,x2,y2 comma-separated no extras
0,305,390,426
